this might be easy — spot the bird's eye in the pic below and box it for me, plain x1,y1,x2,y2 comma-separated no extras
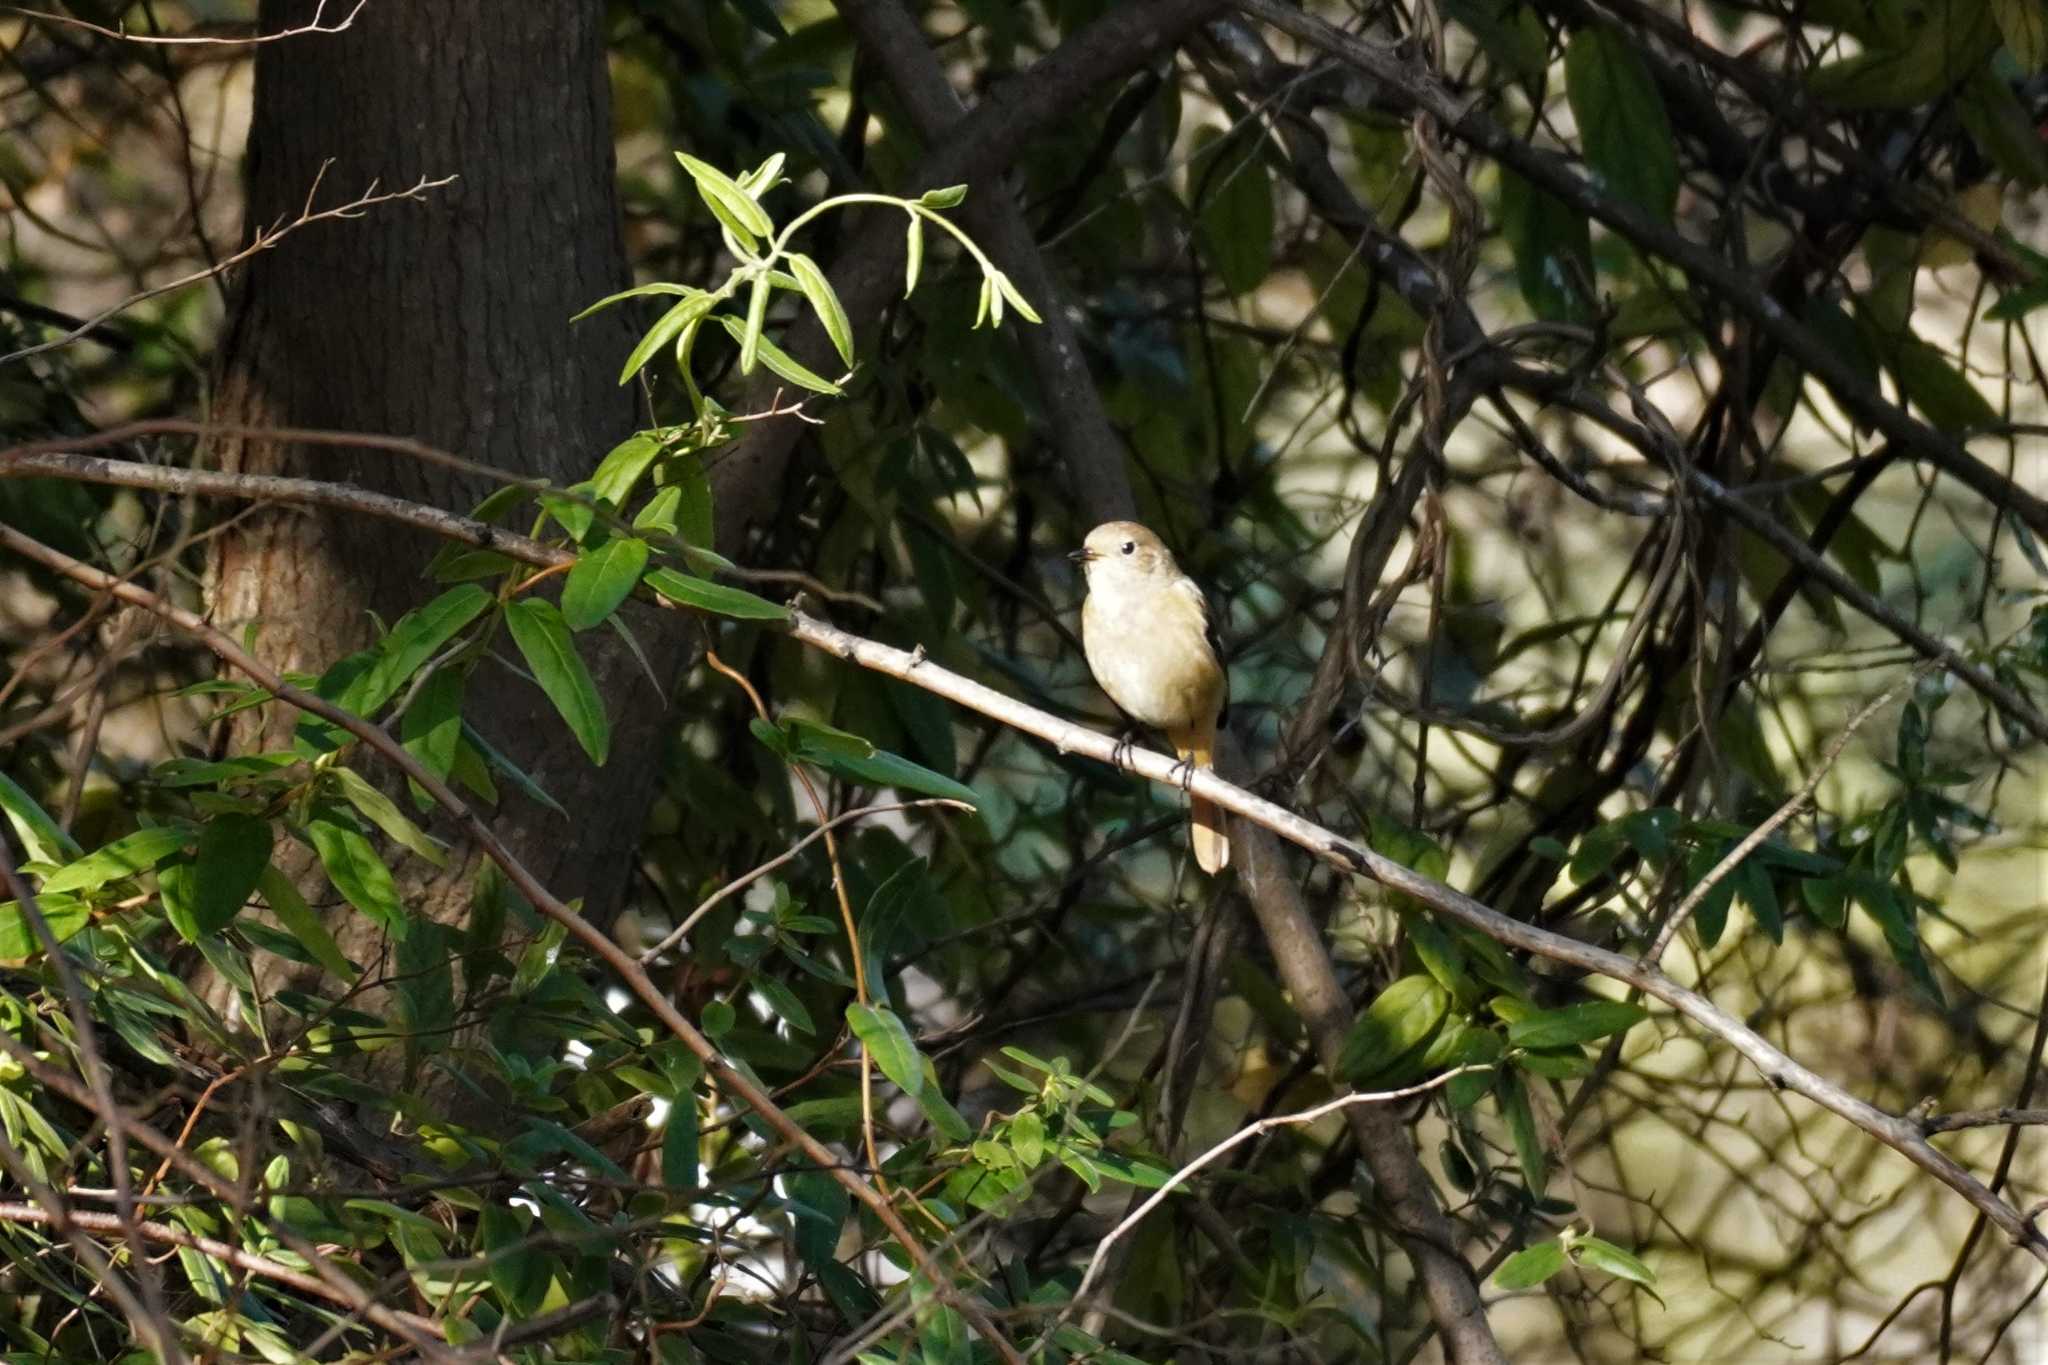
1120,541,1135,556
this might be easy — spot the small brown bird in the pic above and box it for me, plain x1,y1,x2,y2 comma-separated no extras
1070,521,1230,874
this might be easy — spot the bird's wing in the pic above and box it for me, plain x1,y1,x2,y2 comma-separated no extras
1172,573,1229,717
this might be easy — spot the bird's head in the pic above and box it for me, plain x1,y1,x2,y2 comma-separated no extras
1069,521,1177,587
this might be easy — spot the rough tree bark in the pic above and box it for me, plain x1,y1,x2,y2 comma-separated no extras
204,3,677,975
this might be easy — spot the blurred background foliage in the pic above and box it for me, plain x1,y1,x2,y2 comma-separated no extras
1,0,2046,1362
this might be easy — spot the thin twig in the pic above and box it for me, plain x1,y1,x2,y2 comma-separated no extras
637,798,972,964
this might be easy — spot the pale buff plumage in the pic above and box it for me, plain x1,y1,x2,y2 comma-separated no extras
1071,521,1230,874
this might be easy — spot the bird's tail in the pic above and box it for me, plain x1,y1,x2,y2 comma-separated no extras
1170,728,1230,875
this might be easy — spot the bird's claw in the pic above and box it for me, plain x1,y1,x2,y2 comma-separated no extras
1110,732,1137,772
1171,754,1198,794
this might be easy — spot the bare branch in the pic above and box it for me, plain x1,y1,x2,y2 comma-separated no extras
4,0,366,46
0,167,453,366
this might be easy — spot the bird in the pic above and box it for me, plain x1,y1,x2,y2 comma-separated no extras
1070,521,1230,874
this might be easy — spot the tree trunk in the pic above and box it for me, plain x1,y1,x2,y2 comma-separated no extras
205,4,676,980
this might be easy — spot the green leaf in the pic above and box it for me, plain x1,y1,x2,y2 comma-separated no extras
0,771,80,865
664,452,716,551
256,865,356,981
701,999,735,1037
460,722,563,818
645,566,789,621
1685,841,1738,948
905,215,925,294
715,314,843,395
787,251,854,369
327,767,448,868
739,270,771,375
589,432,664,506
399,667,465,802
306,811,408,939
0,894,90,962
40,824,192,896
845,1002,924,1098
662,1093,701,1190
617,293,716,385
1506,1000,1648,1050
796,743,979,807
1444,1028,1504,1108
1192,126,1273,295
1886,336,1999,433
919,184,969,209
503,598,610,765
1500,170,1594,324
1498,1072,1548,1193
1565,27,1681,223
1494,1241,1569,1290
561,535,651,631
1338,974,1450,1084
1856,882,1944,1004
922,1305,972,1365
1572,1235,1662,1301
571,280,696,323
753,975,815,1034
352,585,493,718
676,152,774,241
160,814,273,942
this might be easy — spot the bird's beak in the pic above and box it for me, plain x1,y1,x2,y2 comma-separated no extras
1068,548,1097,564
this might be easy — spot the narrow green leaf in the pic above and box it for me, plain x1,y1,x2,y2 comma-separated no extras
363,586,492,717
617,293,716,385
1500,170,1594,324
904,215,925,294
1573,1235,1661,1295
503,598,610,766
0,894,90,962
845,1002,924,1097
161,814,273,942
589,432,664,506
662,1093,701,1190
1506,1000,1648,1050
399,667,465,803
1565,27,1681,223
571,280,696,323
787,252,854,368
797,744,979,807
1494,1242,1570,1290
1338,974,1450,1084
1499,1071,1548,1192
256,865,356,981
739,271,771,375
327,767,448,868
918,184,969,209
1192,126,1273,295
676,152,773,239
714,315,842,394
306,811,408,939
645,566,789,621
753,975,815,1034
40,825,192,896
561,536,651,631
0,772,80,865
